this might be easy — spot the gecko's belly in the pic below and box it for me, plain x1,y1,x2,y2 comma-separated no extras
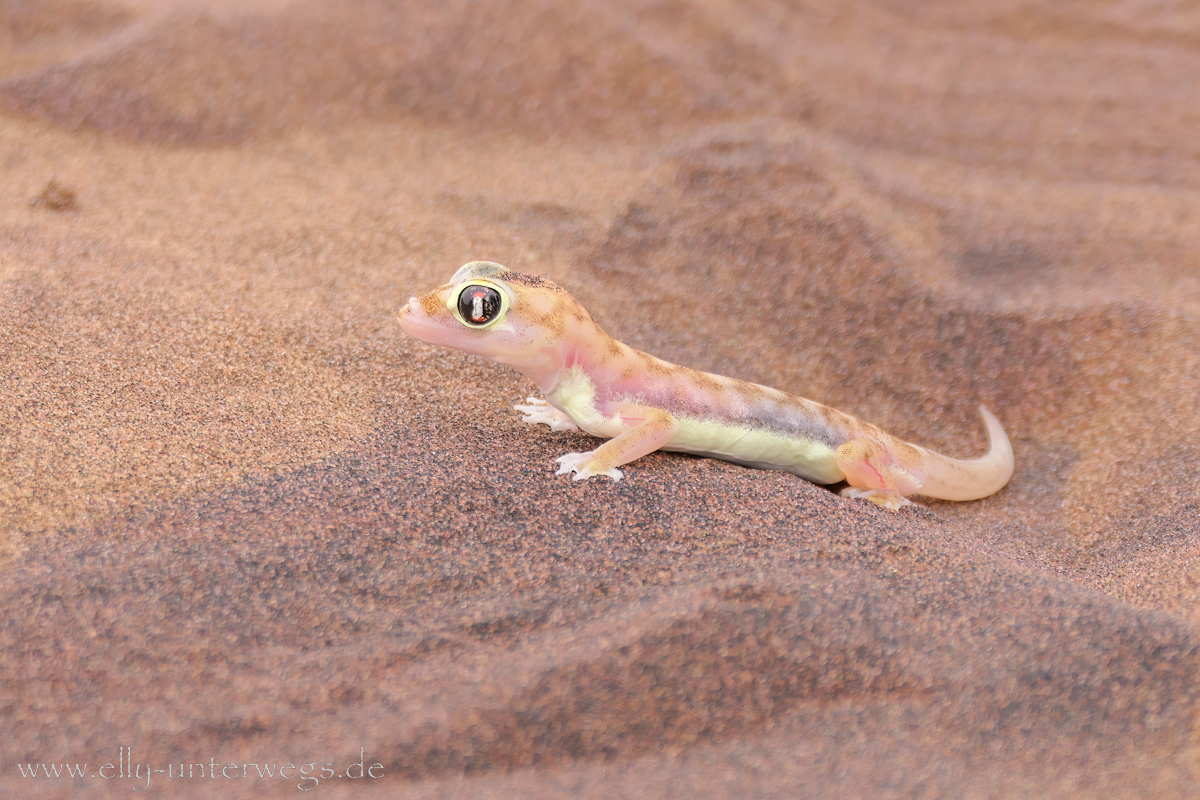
664,418,845,485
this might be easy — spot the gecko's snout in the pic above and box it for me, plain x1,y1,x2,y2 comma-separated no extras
397,296,420,329
398,291,450,344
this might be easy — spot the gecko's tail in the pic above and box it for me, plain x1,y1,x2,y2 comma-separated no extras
916,407,1014,501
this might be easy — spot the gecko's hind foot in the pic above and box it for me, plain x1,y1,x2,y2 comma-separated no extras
515,396,579,431
555,451,623,482
840,487,915,511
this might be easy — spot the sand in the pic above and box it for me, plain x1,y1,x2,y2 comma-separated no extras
2,0,1199,797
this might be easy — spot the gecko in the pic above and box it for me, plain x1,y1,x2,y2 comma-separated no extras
398,261,1014,510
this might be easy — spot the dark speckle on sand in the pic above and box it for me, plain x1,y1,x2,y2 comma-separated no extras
30,179,77,212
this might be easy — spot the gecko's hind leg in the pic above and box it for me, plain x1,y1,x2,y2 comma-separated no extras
835,437,921,511
514,397,579,431
840,487,913,511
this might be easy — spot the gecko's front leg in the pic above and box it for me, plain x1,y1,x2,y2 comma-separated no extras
515,396,579,432
555,406,677,482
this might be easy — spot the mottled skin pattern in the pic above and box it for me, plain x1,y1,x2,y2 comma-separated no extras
399,262,1014,510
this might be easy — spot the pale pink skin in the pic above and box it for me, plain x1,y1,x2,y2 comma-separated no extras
399,262,1015,510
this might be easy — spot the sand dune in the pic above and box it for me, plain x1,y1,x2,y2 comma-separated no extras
2,0,731,143
2,0,1199,797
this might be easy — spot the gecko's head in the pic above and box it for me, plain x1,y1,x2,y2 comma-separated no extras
398,261,586,381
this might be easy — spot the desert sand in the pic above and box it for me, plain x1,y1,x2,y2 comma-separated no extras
2,0,1199,797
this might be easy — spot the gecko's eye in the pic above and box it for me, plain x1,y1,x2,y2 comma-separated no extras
457,284,503,326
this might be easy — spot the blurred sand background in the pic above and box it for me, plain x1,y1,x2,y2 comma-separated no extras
2,0,1200,797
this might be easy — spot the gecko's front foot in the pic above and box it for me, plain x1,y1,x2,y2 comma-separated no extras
515,396,579,431
555,451,623,482
840,487,915,511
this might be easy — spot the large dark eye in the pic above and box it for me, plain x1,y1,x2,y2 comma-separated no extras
457,284,503,326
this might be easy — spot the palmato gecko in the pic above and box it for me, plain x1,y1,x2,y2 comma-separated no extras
399,262,1014,510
